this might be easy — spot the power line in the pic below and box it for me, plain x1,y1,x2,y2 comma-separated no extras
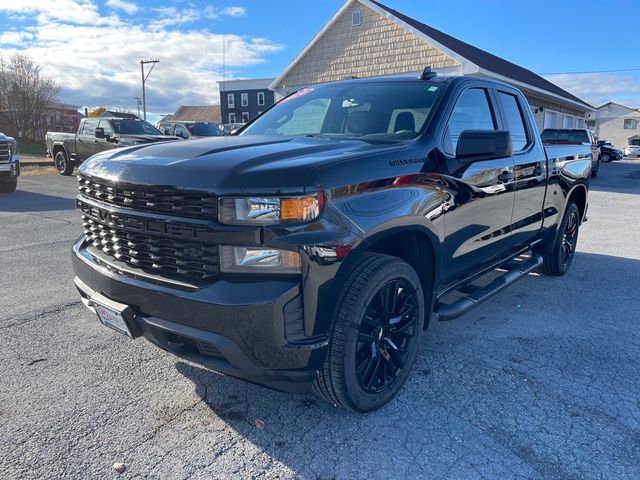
540,67,640,75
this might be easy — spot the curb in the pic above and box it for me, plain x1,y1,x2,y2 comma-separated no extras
21,161,54,167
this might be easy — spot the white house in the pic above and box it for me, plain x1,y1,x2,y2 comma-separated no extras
588,102,640,148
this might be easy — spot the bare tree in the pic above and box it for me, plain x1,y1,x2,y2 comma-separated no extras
0,53,60,139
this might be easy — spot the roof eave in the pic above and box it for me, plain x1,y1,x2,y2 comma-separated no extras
477,68,594,112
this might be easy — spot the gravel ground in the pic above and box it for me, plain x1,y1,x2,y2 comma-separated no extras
0,160,639,479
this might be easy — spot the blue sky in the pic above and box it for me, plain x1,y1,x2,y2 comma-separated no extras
1,0,639,120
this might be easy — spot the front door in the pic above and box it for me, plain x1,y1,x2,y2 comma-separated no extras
440,86,516,285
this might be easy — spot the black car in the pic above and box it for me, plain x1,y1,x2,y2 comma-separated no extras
72,74,592,412
598,143,623,162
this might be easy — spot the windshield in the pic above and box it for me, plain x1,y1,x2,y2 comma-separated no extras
541,129,589,144
240,81,444,143
111,119,162,135
186,123,224,136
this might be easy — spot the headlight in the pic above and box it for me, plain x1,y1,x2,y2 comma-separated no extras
218,193,323,225
219,246,301,274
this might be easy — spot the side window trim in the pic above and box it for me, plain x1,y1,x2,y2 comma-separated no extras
494,89,533,154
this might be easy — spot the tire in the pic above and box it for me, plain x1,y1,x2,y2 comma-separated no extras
540,202,580,276
54,150,74,176
601,153,611,163
0,179,17,193
313,253,425,412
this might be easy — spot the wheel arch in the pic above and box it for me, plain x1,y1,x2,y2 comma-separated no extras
51,142,70,159
567,183,588,223
337,221,441,330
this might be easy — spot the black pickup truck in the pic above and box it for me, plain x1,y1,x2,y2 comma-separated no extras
46,117,178,176
72,73,592,412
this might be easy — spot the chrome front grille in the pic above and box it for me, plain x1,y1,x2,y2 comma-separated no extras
0,141,10,163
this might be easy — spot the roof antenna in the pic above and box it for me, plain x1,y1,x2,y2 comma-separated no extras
420,66,436,80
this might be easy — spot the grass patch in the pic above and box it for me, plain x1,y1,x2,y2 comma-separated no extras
20,165,58,176
17,138,47,156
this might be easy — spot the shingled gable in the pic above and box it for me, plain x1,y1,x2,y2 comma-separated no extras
271,0,592,112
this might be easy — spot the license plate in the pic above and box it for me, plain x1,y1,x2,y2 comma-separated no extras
94,302,133,337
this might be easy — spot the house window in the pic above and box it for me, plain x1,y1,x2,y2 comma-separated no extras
575,117,586,129
624,118,636,129
227,93,235,108
242,112,250,123
228,112,236,123
352,10,361,26
562,114,574,129
257,91,265,106
241,93,248,107
544,110,558,129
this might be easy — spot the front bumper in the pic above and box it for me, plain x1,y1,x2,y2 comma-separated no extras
72,238,329,393
0,156,20,178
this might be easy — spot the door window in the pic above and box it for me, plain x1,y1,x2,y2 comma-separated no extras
445,88,496,154
174,124,189,138
81,120,98,135
98,120,114,136
497,92,529,151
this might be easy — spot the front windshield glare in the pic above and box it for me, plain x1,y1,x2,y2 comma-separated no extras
240,82,443,142
111,119,162,135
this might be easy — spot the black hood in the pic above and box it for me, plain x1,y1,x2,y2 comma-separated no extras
79,135,402,194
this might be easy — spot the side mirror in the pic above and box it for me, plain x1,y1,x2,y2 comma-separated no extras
456,130,513,162
94,127,105,139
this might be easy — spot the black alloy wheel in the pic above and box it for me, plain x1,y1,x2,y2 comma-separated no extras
540,202,580,276
313,253,425,412
54,151,74,176
560,207,579,269
355,279,419,394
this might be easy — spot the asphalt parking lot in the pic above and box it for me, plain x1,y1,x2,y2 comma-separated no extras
1,160,639,480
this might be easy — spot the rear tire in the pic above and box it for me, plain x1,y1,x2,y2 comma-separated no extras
54,150,74,176
313,253,425,412
0,179,17,193
600,153,611,163
540,202,580,276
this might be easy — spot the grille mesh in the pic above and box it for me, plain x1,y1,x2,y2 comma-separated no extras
78,176,217,219
82,215,219,280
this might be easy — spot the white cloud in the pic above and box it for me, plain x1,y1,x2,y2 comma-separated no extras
221,6,246,17
0,31,34,45
0,0,119,26
0,1,283,115
545,73,640,109
105,0,138,15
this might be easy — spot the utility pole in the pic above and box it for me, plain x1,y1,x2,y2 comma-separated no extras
134,96,142,118
139,59,159,121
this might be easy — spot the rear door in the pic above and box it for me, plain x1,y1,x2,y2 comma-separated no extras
440,84,516,285
494,88,547,248
76,119,98,160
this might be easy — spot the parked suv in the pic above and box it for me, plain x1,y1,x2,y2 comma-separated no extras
157,121,225,139
0,132,19,193
541,128,601,177
73,74,591,411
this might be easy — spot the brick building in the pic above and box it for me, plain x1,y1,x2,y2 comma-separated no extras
271,0,593,131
